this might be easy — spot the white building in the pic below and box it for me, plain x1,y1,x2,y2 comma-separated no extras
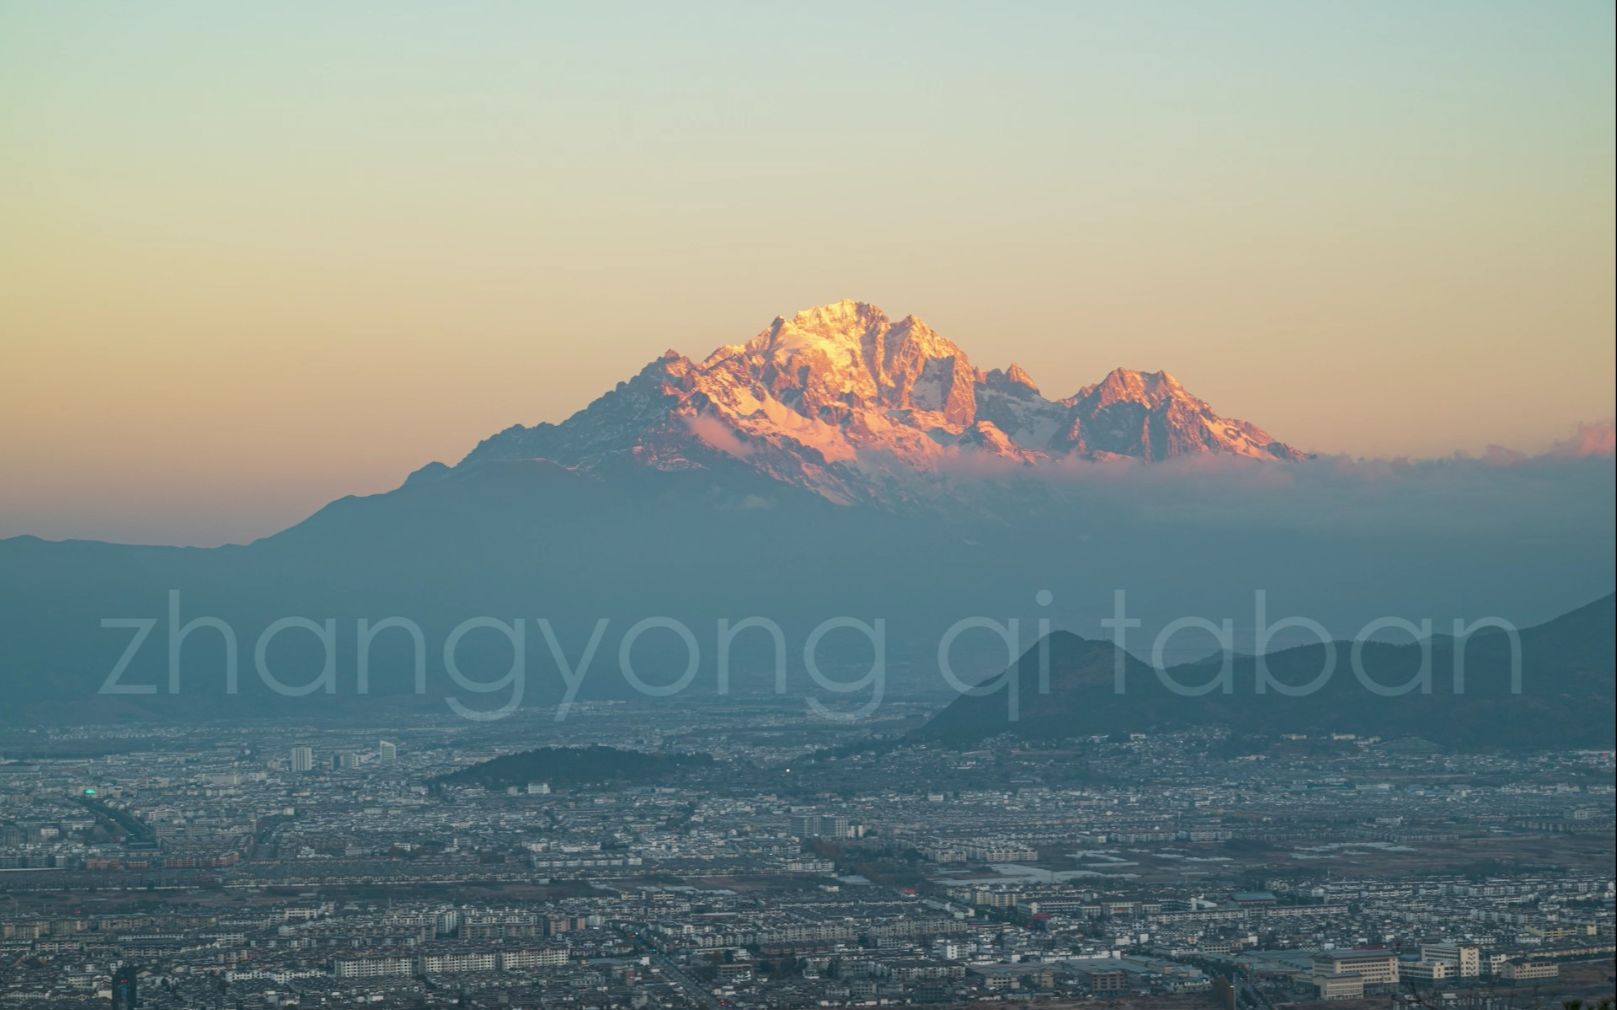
1419,941,1480,977
1312,949,1398,988
332,956,412,979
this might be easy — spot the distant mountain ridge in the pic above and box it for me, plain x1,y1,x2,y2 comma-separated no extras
919,593,1617,749
458,300,1304,506
0,302,1610,734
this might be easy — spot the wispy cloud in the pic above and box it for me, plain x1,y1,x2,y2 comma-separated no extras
1551,420,1616,458
686,414,755,458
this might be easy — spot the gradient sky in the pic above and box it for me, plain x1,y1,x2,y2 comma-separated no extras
2,1,1613,545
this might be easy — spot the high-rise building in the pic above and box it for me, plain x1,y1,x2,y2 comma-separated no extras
289,746,314,773
111,964,138,1010
789,813,851,838
378,740,397,763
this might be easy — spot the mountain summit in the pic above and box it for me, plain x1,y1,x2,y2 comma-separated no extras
461,300,1305,504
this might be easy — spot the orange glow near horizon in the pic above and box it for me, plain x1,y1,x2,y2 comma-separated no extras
2,3,1612,545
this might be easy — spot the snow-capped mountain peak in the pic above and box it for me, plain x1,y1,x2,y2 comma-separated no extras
1082,366,1186,406
703,300,976,426
461,301,1306,504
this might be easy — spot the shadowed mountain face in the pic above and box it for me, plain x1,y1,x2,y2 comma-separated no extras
919,594,1617,749
0,303,1611,730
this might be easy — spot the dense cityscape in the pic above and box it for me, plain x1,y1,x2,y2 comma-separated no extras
3,701,1612,1009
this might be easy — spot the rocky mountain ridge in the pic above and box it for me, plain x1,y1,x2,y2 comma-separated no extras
459,300,1305,504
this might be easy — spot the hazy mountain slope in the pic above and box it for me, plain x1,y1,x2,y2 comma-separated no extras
2,453,1609,727
920,593,1617,748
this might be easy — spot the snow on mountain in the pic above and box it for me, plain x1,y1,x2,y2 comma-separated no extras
460,300,1305,504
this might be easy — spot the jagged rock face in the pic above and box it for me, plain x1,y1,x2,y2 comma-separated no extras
703,301,977,425
462,300,1306,504
1053,368,1302,461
